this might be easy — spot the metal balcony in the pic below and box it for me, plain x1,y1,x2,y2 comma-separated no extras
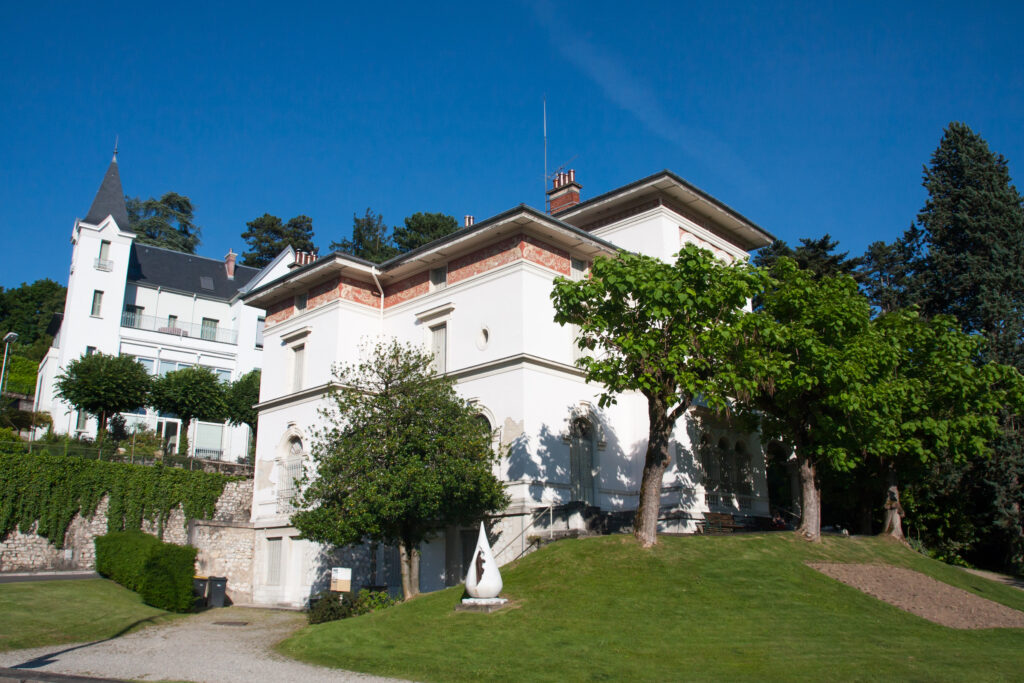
121,311,238,344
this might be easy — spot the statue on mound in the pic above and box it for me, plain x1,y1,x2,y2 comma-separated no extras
462,522,506,608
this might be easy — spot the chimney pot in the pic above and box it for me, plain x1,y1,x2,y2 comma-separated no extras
545,169,582,214
464,215,474,227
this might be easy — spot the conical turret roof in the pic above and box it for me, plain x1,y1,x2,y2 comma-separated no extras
84,154,130,230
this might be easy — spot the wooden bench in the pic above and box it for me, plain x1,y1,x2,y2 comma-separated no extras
700,512,745,534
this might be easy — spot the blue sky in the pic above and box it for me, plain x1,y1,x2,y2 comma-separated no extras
2,1,1023,287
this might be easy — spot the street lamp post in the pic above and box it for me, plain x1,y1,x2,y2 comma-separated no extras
0,331,18,399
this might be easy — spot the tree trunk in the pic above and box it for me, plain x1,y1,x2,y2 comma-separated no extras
179,417,191,456
399,541,420,600
881,468,906,542
634,397,673,548
795,453,821,542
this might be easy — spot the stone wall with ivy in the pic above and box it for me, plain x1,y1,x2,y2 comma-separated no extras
0,453,255,601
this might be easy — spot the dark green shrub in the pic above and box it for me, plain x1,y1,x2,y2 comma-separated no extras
95,531,160,592
307,589,396,624
95,530,197,612
140,542,198,612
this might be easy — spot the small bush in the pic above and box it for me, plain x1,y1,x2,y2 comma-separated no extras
140,542,198,612
95,531,160,592
95,530,197,612
307,589,396,624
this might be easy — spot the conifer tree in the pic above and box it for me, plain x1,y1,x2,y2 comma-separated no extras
241,214,316,268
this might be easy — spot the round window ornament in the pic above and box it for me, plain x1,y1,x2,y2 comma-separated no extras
476,327,490,350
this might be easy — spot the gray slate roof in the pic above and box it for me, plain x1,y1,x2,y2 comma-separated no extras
84,157,131,230
127,244,260,300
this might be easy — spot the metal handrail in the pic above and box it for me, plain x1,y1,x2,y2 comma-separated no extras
121,311,238,344
494,503,555,561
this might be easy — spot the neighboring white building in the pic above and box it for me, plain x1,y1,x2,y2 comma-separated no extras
35,155,293,461
242,169,775,607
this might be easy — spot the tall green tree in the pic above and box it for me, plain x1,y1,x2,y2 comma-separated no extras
856,237,918,314
551,244,765,547
55,353,151,433
735,258,873,542
149,367,226,456
892,122,1024,571
329,209,399,263
292,340,507,598
225,369,261,458
240,214,316,267
126,192,202,254
852,311,1024,542
0,279,67,361
392,212,459,253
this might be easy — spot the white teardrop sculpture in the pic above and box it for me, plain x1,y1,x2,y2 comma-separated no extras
465,522,503,598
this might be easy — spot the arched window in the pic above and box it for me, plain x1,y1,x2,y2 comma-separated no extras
569,417,595,505
277,435,306,513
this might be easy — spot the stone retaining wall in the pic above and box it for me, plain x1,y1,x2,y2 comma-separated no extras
0,480,255,603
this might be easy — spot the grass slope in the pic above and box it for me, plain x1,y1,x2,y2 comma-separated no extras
0,578,179,652
280,534,1024,682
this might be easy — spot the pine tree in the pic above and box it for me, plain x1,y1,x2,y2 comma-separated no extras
392,212,458,253
903,122,1024,572
329,209,399,263
241,214,316,268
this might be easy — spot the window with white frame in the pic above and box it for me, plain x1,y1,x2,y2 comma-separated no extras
266,537,282,585
292,344,305,392
200,318,218,341
430,324,447,374
91,290,103,317
277,437,305,512
256,317,265,348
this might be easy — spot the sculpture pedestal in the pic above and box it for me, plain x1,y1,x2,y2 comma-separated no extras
455,597,509,613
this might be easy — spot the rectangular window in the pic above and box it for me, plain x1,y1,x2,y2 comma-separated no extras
194,422,224,460
292,344,305,392
167,315,178,329
215,368,231,384
98,240,110,261
76,410,89,431
200,318,218,341
256,317,265,349
295,292,308,312
91,290,103,317
266,538,282,585
123,305,143,328
85,346,96,356
571,258,587,280
430,266,447,291
136,357,156,375
431,323,447,374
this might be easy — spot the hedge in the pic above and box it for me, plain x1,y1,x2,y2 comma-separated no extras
95,530,198,612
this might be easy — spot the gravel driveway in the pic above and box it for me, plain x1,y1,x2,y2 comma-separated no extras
0,607,403,683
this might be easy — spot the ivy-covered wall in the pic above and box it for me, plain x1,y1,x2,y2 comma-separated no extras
0,453,235,545
0,454,255,601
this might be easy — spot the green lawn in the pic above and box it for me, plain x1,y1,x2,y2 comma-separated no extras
0,578,180,652
279,534,1024,682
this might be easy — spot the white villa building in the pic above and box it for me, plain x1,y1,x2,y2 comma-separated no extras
242,169,775,607
34,155,293,461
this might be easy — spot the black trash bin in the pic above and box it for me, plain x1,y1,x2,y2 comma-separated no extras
207,576,228,608
193,576,209,608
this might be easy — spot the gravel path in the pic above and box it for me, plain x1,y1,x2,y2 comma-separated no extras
809,562,1024,629
0,607,404,683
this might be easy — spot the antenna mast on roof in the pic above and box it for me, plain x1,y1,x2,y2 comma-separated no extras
543,97,548,212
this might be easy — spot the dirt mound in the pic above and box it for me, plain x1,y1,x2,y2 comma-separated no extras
808,563,1024,630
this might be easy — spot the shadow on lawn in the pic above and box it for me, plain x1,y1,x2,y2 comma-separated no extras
11,615,164,670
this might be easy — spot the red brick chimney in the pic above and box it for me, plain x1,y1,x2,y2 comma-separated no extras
546,169,582,214
290,249,319,269
224,249,237,280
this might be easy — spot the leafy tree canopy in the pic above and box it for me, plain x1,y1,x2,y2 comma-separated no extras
126,192,202,254
292,340,508,599
55,353,151,432
240,214,316,268
392,212,459,253
735,258,874,541
551,245,765,546
149,367,226,456
225,369,260,434
0,279,66,361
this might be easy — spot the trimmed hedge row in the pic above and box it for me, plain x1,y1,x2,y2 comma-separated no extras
95,531,198,612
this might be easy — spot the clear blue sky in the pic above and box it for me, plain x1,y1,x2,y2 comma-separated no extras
3,1,1023,287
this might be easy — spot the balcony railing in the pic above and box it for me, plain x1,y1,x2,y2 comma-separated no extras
94,258,113,271
121,311,238,344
